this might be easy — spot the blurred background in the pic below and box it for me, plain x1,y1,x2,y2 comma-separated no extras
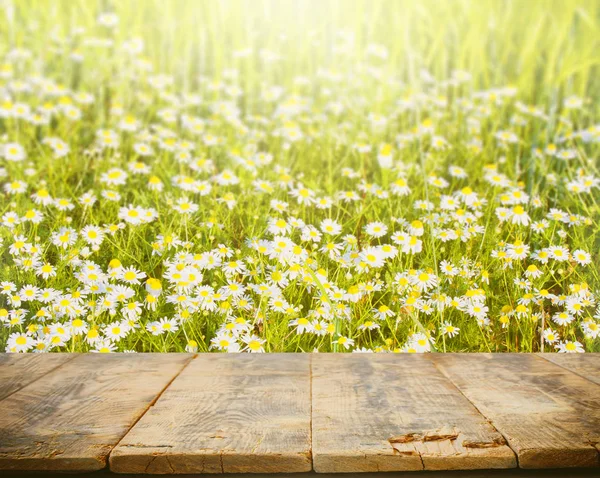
1,0,598,103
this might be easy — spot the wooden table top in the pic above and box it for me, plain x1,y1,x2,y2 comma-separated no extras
0,353,598,473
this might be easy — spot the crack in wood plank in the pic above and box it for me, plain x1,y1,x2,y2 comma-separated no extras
312,354,516,472
389,426,460,444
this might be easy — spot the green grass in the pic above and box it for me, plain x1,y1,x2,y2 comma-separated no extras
0,0,599,353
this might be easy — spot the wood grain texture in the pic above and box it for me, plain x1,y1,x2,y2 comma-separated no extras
311,354,516,472
0,353,193,471
109,354,312,474
432,354,600,469
0,353,76,401
539,353,600,386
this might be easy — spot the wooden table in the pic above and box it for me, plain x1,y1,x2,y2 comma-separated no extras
0,353,598,473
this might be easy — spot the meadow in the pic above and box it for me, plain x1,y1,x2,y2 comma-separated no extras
0,0,599,353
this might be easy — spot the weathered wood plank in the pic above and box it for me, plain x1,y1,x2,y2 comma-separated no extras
0,353,75,401
0,353,193,471
432,354,600,469
311,354,516,472
539,353,600,386
109,354,312,474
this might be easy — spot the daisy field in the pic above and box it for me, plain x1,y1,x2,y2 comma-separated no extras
0,0,599,354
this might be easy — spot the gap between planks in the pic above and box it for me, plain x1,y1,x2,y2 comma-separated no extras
0,353,78,401
0,354,196,472
108,352,199,463
309,353,314,469
537,353,600,386
427,355,520,468
431,354,600,469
